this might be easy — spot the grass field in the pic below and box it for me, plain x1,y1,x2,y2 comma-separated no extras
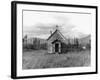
22,50,91,69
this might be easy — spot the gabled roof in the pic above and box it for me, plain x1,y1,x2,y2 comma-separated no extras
47,29,66,41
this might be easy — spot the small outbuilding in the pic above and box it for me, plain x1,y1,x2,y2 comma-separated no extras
47,26,68,53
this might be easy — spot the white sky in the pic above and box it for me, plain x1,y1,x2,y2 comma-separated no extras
23,10,92,39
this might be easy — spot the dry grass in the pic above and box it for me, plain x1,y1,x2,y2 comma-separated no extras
22,50,90,69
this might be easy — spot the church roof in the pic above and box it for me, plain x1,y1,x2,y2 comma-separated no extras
47,29,67,41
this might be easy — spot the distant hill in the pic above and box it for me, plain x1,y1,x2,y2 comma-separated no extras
64,30,87,39
79,35,91,44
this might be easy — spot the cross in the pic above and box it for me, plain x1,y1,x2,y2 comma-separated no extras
56,25,59,30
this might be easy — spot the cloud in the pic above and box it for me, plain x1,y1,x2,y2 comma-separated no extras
53,15,69,24
23,11,91,39
64,29,87,38
23,20,76,38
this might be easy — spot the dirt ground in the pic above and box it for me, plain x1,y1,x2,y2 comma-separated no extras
22,50,91,69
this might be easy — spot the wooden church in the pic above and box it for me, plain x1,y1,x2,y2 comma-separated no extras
47,25,69,53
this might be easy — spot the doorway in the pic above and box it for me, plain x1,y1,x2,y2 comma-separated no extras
55,43,59,52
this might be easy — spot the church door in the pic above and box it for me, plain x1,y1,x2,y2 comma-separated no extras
55,43,59,52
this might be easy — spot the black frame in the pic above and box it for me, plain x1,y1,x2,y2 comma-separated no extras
11,1,98,79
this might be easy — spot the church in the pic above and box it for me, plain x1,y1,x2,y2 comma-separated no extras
47,25,69,53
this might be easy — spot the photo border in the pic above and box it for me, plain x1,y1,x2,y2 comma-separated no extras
11,1,98,79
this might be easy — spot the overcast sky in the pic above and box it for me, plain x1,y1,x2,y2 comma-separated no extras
23,10,92,39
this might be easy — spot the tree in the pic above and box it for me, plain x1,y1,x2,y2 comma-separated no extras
68,38,71,45
74,38,79,48
86,40,91,49
33,38,37,49
23,35,28,49
32,38,41,50
37,39,40,49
